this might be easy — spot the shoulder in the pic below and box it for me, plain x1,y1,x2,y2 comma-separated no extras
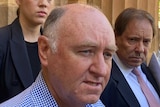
0,86,33,107
0,25,12,60
0,18,22,52
0,18,21,40
0,19,18,44
0,25,11,42
0,18,19,35
0,24,12,58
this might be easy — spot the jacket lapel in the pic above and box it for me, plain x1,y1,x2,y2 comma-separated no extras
141,64,160,97
112,60,140,107
10,19,34,88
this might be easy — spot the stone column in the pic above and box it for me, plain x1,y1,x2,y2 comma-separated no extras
0,0,9,27
8,0,17,25
0,0,17,27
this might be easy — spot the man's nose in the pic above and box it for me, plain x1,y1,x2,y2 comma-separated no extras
90,55,109,77
136,41,145,53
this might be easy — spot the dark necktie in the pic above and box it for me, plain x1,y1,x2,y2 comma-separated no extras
133,68,160,107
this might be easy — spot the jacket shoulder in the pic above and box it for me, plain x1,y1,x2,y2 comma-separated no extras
0,18,20,44
0,25,12,43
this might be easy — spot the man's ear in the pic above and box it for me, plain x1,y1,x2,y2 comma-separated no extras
38,36,50,66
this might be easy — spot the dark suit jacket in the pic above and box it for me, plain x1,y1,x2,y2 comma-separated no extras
100,60,160,107
0,18,40,103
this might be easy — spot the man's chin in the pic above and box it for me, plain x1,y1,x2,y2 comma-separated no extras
82,95,99,104
127,62,142,68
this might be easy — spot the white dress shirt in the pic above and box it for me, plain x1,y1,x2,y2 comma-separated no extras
113,53,160,107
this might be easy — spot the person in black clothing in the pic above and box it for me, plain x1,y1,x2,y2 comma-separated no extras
0,0,53,103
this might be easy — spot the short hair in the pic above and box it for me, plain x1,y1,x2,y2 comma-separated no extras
43,7,67,52
114,8,155,37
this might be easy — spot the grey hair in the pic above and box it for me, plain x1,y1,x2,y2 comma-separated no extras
43,7,66,52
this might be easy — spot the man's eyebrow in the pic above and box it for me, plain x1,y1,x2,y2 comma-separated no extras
75,42,117,52
105,45,118,52
75,41,98,48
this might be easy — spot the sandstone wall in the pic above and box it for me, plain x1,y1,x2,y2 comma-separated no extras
0,0,159,63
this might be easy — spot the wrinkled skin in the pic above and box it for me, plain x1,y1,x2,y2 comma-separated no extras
38,4,117,107
116,19,153,68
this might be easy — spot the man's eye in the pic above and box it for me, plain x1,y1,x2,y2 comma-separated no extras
128,38,137,45
143,40,151,47
130,38,135,41
79,50,93,56
129,38,137,42
103,52,113,60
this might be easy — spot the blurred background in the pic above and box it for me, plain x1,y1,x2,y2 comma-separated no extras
0,0,159,63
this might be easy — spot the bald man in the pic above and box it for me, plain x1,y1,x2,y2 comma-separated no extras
0,3,117,107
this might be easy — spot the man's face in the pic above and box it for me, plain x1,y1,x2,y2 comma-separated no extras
44,9,116,106
116,19,153,68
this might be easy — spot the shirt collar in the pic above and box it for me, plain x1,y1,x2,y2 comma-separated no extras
32,72,104,107
31,72,58,107
113,53,141,78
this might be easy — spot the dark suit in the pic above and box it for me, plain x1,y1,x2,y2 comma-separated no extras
100,60,160,107
0,18,40,103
